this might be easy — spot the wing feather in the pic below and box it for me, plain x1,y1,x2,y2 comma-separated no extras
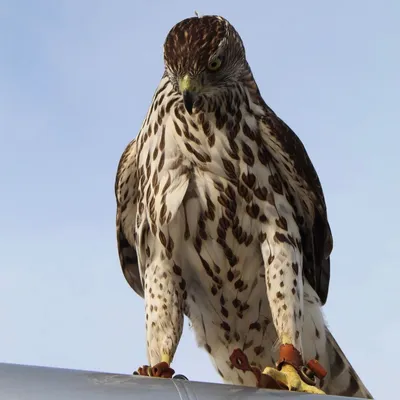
115,138,144,298
256,94,333,305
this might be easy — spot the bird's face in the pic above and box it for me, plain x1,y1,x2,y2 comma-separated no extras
163,15,247,114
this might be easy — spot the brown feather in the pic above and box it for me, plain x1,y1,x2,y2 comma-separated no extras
250,77,333,305
115,139,144,298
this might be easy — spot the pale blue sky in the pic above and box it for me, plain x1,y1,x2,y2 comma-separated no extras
1,1,399,399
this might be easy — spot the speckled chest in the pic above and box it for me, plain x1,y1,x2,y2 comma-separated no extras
135,81,290,334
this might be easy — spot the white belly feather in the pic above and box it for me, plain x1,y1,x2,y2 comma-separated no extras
135,80,327,385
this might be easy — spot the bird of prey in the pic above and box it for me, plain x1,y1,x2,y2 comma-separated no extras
115,15,372,398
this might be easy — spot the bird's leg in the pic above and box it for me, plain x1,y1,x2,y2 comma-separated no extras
135,259,185,378
260,233,326,394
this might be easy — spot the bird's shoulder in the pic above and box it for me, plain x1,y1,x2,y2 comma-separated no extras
115,138,138,204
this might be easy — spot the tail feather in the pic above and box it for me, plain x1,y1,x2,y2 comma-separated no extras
324,329,373,399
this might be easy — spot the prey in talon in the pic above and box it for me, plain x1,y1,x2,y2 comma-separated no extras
115,14,373,398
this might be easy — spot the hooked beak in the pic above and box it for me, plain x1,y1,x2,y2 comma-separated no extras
183,91,195,114
179,75,201,114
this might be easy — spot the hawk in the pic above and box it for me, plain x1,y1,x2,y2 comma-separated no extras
115,15,372,398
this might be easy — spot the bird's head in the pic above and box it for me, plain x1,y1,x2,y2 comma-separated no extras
163,15,248,114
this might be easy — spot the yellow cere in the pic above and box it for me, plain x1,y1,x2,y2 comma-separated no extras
179,75,201,93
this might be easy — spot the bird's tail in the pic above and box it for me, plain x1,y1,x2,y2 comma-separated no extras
323,329,373,398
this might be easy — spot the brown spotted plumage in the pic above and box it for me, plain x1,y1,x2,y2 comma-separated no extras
115,15,372,398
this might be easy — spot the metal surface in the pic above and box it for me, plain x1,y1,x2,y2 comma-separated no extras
0,362,348,399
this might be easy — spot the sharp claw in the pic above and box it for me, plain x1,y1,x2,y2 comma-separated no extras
230,348,285,389
134,362,175,379
230,349,326,394
262,364,326,394
152,361,175,378
135,365,152,376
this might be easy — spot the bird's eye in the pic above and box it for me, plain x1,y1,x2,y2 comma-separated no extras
207,57,222,71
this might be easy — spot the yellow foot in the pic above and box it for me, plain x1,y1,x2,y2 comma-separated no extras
262,364,326,395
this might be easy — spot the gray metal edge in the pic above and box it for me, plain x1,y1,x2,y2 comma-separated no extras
0,362,353,400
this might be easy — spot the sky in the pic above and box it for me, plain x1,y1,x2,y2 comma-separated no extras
1,1,399,398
